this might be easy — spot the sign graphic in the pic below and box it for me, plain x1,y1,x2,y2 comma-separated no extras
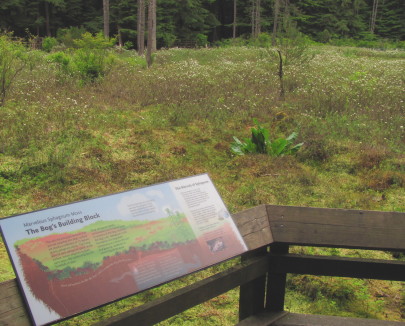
0,174,247,326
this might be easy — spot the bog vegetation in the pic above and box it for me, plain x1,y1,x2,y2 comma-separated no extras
0,33,404,325
231,118,303,156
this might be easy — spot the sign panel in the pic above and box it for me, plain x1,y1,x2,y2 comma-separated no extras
0,174,247,326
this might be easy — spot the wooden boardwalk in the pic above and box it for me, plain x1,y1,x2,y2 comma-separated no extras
1,204,404,325
239,311,405,326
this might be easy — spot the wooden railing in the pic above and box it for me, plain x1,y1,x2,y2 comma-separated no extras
1,205,404,326
172,40,197,48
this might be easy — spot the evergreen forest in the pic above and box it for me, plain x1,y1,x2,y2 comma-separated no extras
1,0,404,47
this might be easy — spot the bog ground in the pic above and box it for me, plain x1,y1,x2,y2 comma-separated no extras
0,44,404,324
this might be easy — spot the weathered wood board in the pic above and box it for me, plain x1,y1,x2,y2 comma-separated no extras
267,205,405,251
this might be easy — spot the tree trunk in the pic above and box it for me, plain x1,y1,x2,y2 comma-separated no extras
272,0,280,45
45,1,51,37
256,0,261,36
233,0,237,38
103,0,110,39
146,0,156,67
137,0,145,55
370,0,379,33
36,5,40,36
151,0,156,51
283,0,290,30
251,1,255,37
252,0,261,38
117,25,123,48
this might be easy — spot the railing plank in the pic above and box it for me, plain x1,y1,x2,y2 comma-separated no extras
0,280,31,326
268,254,405,281
93,255,269,326
237,311,288,326
271,312,405,326
233,205,273,250
266,205,405,251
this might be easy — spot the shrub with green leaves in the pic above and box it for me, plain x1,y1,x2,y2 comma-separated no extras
47,51,73,76
195,34,208,48
73,32,116,50
161,33,177,48
124,41,134,50
56,26,87,48
73,33,115,83
73,49,106,82
0,34,29,106
48,33,116,84
250,32,272,47
231,119,303,157
42,37,58,52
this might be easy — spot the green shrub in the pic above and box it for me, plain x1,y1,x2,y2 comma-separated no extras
48,33,116,83
73,49,105,82
231,119,303,157
250,32,272,47
160,33,177,48
195,34,208,48
329,36,404,50
0,34,29,106
73,32,116,50
75,49,115,83
49,48,115,84
123,41,134,50
47,51,75,80
73,32,116,83
274,31,314,66
213,37,248,47
316,29,332,43
47,51,71,71
56,26,87,48
42,37,58,52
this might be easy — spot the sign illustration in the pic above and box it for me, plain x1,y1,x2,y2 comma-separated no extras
0,174,247,326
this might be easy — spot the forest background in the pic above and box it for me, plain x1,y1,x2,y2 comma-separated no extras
1,0,405,49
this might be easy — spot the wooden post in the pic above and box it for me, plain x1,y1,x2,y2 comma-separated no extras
265,243,289,311
239,247,267,321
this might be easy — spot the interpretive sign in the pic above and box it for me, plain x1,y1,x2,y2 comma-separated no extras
0,174,247,325
0,174,247,326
